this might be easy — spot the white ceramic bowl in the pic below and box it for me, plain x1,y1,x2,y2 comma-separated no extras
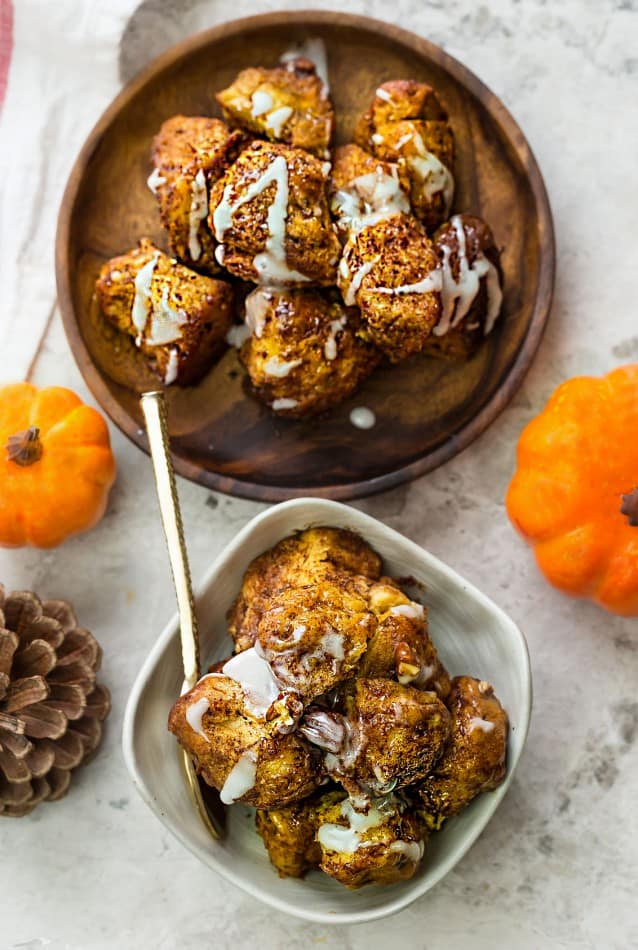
122,498,532,924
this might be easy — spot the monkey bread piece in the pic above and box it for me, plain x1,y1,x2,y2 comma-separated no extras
148,115,247,272
342,678,451,796
238,287,381,418
337,213,441,362
168,653,321,809
423,214,504,361
315,792,426,888
228,527,383,652
216,58,334,158
359,578,451,699
256,581,377,700
95,239,233,386
300,678,450,800
328,143,410,241
254,788,344,878
209,141,341,286
354,80,454,232
417,675,509,829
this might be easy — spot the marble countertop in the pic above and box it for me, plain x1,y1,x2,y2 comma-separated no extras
1,1,637,948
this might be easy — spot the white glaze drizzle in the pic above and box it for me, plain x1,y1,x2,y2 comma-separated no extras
317,797,390,854
350,407,376,430
291,624,307,642
324,315,347,360
469,716,495,734
266,106,294,137
131,251,160,338
375,87,393,103
332,167,409,235
147,167,166,195
272,397,299,411
145,286,188,346
164,348,179,385
251,89,273,117
185,696,209,739
187,168,208,261
219,748,258,804
221,648,282,718
433,215,502,337
245,288,273,338
409,132,454,212
212,155,310,285
225,323,251,348
342,254,380,306
263,355,302,378
281,37,330,92
321,631,345,663
389,602,425,620
389,840,425,863
371,269,442,297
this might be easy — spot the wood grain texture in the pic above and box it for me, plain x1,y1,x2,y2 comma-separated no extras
55,11,555,502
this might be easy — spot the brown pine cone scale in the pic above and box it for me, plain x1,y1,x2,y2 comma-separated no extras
0,585,111,817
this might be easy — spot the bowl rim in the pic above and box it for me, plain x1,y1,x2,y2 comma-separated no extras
56,9,555,503
122,497,532,924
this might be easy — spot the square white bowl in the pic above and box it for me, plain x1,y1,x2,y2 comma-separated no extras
122,498,531,925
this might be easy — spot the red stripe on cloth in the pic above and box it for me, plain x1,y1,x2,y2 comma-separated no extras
0,0,14,114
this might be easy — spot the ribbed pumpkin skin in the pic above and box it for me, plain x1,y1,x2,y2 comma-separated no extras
0,384,116,548
506,365,638,617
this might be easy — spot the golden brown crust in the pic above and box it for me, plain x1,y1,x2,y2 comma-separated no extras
168,674,321,809
423,214,503,361
257,582,376,700
95,238,233,386
255,788,341,878
150,116,247,272
227,527,382,653
239,287,381,417
337,213,441,361
417,675,509,827
338,678,451,796
360,579,451,699
216,59,334,157
208,140,341,286
315,792,426,888
328,144,411,241
354,80,454,231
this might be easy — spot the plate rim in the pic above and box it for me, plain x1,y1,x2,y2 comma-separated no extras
55,9,555,502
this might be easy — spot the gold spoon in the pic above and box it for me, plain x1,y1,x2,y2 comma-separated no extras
141,390,224,839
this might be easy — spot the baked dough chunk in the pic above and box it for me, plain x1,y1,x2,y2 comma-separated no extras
168,656,320,809
424,214,503,360
227,527,382,653
337,213,441,361
355,80,454,231
417,675,509,828
149,115,246,272
216,58,334,158
209,140,341,286
95,238,233,386
238,287,380,417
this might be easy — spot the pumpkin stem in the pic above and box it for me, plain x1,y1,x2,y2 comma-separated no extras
6,426,43,466
620,488,638,527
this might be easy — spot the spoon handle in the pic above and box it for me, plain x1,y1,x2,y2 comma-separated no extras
141,391,200,688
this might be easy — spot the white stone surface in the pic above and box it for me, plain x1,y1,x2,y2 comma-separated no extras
1,0,637,948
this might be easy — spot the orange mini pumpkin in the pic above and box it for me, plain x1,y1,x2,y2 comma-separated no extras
506,364,638,616
0,383,116,548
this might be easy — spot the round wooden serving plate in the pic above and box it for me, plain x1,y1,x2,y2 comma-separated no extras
56,11,554,502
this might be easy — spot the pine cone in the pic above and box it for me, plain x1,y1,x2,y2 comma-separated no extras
0,585,110,817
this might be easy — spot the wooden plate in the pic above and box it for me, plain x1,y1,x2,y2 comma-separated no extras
56,11,554,501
